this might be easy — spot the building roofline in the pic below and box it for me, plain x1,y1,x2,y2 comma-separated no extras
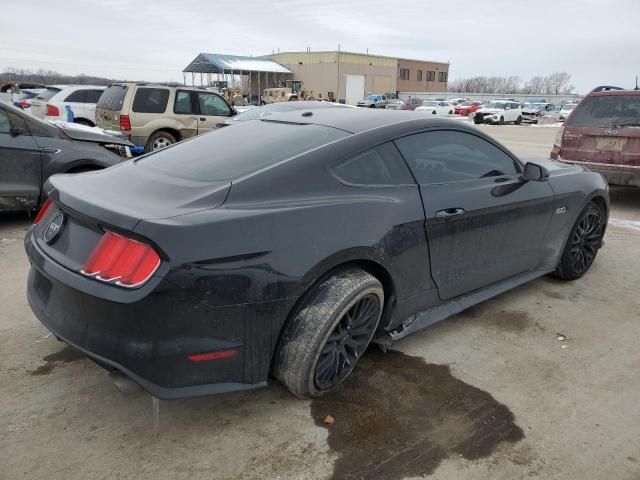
263,50,450,66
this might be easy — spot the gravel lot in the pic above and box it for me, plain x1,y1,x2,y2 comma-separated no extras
1,125,639,480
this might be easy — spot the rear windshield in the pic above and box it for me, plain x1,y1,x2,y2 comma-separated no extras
137,121,349,181
567,95,640,128
35,87,60,101
97,85,128,110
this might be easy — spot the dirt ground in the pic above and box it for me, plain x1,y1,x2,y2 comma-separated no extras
1,125,639,480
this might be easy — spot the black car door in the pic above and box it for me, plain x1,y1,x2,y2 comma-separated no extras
395,129,555,300
0,107,42,211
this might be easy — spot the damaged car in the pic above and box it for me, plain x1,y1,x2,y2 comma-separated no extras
1,101,132,213
25,108,608,400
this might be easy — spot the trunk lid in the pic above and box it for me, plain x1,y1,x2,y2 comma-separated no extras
37,162,230,274
46,161,231,231
560,92,640,167
95,84,129,132
30,87,62,119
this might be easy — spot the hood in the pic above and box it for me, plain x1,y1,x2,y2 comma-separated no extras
56,123,133,146
46,160,231,231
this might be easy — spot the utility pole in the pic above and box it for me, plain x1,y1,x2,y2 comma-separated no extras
337,44,341,102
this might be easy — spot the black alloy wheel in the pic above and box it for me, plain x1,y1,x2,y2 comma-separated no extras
314,294,381,390
554,202,604,280
569,207,603,274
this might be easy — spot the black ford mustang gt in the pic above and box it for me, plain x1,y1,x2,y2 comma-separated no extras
25,109,609,400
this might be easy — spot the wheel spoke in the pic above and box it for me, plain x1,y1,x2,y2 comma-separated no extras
314,293,381,390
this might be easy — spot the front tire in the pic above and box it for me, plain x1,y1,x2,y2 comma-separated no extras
499,116,505,125
515,115,523,125
274,269,384,398
554,202,604,280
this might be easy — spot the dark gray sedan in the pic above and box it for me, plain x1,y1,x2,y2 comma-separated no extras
0,101,132,213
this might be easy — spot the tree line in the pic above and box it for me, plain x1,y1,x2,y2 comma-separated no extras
0,67,127,87
448,72,574,95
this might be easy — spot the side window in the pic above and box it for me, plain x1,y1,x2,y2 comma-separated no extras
395,131,519,184
197,93,231,116
3,111,31,136
64,90,87,102
332,142,414,186
0,110,11,133
86,90,104,103
132,88,170,113
174,91,194,114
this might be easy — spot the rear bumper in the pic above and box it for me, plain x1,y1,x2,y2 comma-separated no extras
555,157,640,187
25,234,289,399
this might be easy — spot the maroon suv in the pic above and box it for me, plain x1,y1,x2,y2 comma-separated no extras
551,86,640,186
400,98,424,110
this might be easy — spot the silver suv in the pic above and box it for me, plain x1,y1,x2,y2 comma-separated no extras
95,83,236,151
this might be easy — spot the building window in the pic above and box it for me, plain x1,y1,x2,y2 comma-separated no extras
399,68,410,80
426,71,436,82
417,70,423,81
438,71,448,82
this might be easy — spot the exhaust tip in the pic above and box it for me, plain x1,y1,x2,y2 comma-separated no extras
109,371,142,396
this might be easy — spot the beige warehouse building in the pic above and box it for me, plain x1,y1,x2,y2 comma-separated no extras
265,51,449,105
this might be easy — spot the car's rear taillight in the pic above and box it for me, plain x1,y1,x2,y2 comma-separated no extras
46,104,59,116
81,231,160,288
119,114,131,131
33,198,53,225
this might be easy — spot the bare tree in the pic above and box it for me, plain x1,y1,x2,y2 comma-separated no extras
545,72,574,95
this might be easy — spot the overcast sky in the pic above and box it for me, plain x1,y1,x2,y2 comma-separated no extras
1,0,638,93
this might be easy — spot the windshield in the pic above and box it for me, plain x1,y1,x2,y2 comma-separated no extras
486,101,506,109
137,120,349,181
423,101,438,106
35,87,61,101
566,95,640,128
459,101,473,106
97,85,128,110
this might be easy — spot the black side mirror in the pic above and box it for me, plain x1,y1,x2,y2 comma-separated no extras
10,127,23,137
521,162,549,182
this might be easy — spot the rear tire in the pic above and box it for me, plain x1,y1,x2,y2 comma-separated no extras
554,202,604,280
474,115,482,124
146,131,176,152
274,269,384,398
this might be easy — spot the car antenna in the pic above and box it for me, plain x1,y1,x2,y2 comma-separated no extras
635,75,639,91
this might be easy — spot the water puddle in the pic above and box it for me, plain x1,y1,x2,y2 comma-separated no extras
311,349,524,479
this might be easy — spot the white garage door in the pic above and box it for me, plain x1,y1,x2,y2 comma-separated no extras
345,74,365,105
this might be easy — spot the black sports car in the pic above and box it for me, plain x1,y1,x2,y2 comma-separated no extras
25,108,609,400
0,101,132,212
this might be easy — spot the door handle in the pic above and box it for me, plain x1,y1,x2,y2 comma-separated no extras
199,117,206,121
435,208,466,221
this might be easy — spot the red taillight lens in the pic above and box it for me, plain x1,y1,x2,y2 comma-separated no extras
33,198,53,225
46,104,59,116
81,231,160,288
119,114,131,131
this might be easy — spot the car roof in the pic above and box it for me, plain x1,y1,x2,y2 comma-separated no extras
588,89,640,97
262,108,467,134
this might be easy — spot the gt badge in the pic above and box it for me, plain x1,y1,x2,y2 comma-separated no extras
43,213,65,244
